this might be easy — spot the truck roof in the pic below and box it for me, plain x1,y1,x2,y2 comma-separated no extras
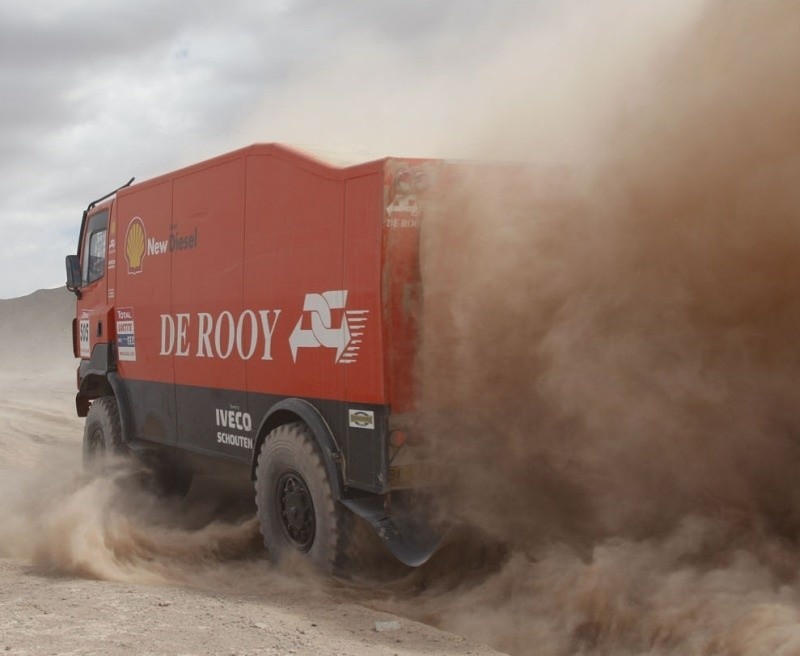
117,143,403,197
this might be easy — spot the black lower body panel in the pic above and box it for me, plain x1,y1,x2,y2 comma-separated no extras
119,378,389,493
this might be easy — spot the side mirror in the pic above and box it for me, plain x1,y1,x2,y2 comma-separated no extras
65,255,82,297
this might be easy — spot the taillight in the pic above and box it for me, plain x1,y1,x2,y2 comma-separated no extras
389,430,424,447
389,431,407,448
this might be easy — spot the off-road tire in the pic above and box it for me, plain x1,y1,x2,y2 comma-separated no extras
82,398,192,496
82,396,126,470
255,422,348,572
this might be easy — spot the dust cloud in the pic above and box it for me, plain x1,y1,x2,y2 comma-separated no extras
0,454,267,586
379,0,800,654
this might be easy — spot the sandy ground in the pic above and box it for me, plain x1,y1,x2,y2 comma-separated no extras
0,290,503,656
0,558,488,656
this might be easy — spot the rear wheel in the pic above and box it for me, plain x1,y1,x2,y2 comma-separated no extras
255,422,348,572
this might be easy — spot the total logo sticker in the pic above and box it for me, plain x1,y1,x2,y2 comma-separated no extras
115,307,137,362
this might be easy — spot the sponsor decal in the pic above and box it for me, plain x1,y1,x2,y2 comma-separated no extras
125,218,198,275
159,309,281,360
384,165,435,229
215,406,253,450
349,409,375,430
385,217,421,229
289,290,368,364
156,291,365,365
115,307,137,361
216,432,253,449
125,217,146,274
147,223,198,256
385,196,422,229
79,312,90,358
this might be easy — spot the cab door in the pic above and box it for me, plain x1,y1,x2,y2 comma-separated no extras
76,207,112,365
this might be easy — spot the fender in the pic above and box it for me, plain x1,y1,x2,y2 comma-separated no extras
75,343,115,416
340,493,442,568
107,372,134,447
250,398,344,500
75,346,134,449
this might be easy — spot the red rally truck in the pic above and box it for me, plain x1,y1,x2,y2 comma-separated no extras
66,144,441,571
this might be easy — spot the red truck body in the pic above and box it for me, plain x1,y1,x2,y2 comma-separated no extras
69,144,439,566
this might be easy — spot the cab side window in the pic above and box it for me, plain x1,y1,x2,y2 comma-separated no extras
86,230,107,283
82,210,109,285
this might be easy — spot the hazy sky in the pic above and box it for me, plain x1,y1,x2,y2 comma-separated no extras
1,0,708,299
0,0,551,299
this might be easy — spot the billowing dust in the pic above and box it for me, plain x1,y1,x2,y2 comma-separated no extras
2,1,800,655
375,0,800,654
0,455,256,584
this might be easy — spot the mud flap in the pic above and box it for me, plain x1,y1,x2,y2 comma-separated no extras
341,493,442,567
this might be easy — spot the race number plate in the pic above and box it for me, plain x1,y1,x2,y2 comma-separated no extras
389,462,441,489
79,317,90,358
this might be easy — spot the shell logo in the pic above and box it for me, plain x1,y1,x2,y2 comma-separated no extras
125,217,147,275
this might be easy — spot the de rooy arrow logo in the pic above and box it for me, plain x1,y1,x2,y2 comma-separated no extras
289,290,368,364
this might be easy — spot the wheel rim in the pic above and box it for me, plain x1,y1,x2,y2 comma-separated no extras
276,470,316,552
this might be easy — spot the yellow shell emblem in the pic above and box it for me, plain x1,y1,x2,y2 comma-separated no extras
125,217,146,274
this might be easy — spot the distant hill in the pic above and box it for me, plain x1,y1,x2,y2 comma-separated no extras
0,287,75,372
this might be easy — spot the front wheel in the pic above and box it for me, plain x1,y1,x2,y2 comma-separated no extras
255,422,348,572
81,396,192,497
82,396,125,469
